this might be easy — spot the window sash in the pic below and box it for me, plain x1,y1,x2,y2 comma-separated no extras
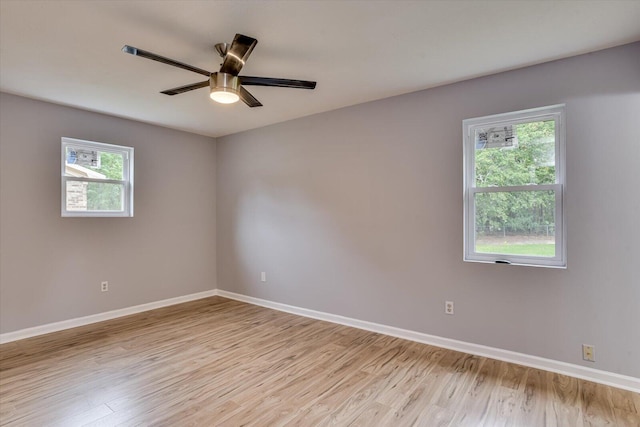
466,113,563,187
62,144,131,181
62,179,129,216
465,185,564,267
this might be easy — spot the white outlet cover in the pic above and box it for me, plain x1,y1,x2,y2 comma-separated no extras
582,344,595,362
445,301,454,315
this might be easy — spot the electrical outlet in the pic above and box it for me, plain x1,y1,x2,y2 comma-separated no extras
582,344,595,362
260,272,267,282
101,281,109,292
445,301,454,315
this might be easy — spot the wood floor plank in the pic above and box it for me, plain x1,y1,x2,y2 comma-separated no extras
54,403,113,427
611,385,639,413
546,371,585,427
433,353,485,409
501,360,528,390
413,404,456,427
1,296,638,426
449,357,503,426
581,381,619,426
378,382,438,426
478,385,521,427
347,402,390,426
289,371,378,424
513,367,548,426
614,408,640,426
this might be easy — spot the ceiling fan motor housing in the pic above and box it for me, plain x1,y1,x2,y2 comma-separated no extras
210,72,240,103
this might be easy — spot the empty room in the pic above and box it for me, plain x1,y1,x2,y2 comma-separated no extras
1,1,639,426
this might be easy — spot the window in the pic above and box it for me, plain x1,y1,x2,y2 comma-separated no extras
463,105,565,268
61,137,134,217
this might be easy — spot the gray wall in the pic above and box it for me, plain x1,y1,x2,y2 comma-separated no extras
216,43,640,377
0,94,217,333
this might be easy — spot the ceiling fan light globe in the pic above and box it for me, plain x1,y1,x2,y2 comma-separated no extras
210,89,240,104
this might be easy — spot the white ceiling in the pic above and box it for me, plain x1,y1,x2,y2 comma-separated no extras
1,1,639,138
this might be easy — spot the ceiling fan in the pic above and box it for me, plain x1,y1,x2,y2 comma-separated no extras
122,33,316,107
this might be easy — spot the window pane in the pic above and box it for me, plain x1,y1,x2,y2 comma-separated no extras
475,120,555,187
66,181,124,212
474,190,555,257
65,147,124,180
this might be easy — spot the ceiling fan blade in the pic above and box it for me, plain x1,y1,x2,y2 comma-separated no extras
239,76,316,90
160,80,210,96
122,45,211,77
219,34,258,75
239,87,263,108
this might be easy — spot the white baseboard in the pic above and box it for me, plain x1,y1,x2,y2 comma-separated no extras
0,289,217,344
215,289,640,393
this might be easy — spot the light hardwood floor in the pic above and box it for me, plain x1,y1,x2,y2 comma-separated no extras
1,297,638,426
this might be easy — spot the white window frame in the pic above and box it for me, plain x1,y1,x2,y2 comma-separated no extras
61,137,134,217
463,105,566,268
